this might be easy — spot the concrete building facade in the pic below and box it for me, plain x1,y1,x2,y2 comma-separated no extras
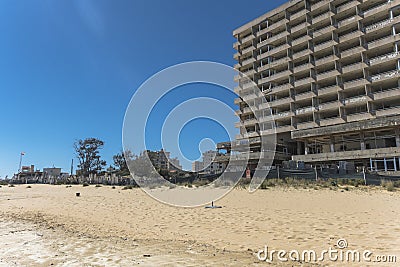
192,150,226,174
147,149,183,171
233,0,400,172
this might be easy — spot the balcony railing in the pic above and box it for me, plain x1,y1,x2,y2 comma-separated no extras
318,100,341,110
362,2,388,16
311,0,330,11
369,52,400,65
342,95,367,105
312,11,332,24
373,87,400,100
371,70,400,82
337,15,360,28
336,1,358,13
343,77,368,89
296,106,316,115
365,18,393,32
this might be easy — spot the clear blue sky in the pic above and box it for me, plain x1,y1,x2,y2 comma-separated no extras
0,0,286,176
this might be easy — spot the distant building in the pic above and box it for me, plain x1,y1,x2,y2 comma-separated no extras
192,150,226,174
147,149,182,171
43,167,62,178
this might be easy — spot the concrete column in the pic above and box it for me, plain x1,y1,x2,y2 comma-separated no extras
394,158,397,171
395,42,398,53
393,26,396,36
390,9,394,20
384,158,388,172
330,136,335,152
395,128,400,147
297,141,302,155
304,140,309,155
360,132,366,150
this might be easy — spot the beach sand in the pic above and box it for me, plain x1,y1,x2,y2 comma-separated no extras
0,184,399,266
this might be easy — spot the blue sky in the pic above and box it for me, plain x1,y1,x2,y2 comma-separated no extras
0,0,286,176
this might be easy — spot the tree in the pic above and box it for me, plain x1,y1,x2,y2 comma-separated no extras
113,150,134,176
74,138,106,177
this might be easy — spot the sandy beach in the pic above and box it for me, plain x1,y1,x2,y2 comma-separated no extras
0,184,399,266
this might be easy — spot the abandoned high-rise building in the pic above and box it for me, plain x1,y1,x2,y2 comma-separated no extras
233,0,400,172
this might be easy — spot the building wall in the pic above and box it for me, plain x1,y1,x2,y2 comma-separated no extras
233,0,400,170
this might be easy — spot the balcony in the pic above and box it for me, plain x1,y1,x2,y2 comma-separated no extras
318,84,341,96
234,69,255,82
241,45,255,55
243,118,258,126
241,33,255,44
275,125,294,134
368,35,397,50
291,22,310,34
314,39,337,52
341,46,366,58
315,54,339,66
318,100,342,111
373,87,400,101
342,95,368,106
292,147,400,162
256,27,268,37
339,30,363,43
263,19,289,33
336,1,359,13
265,31,289,44
257,57,290,72
312,11,333,24
296,121,317,130
311,0,330,11
271,83,293,94
319,117,345,127
291,9,308,20
274,111,294,119
292,48,312,60
294,76,315,87
269,96,294,107
293,62,314,73
371,70,400,83
296,106,316,115
242,92,259,101
257,43,290,57
337,15,361,28
291,34,312,46
365,17,400,34
362,2,389,18
317,69,340,82
376,106,400,117
342,62,367,73
369,52,400,66
313,25,336,38
346,112,373,122
294,90,316,101
268,57,291,69
258,69,292,84
241,57,255,67
343,78,369,90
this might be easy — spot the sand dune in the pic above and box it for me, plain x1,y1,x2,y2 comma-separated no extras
0,184,399,266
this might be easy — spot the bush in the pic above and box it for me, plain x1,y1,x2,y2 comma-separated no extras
82,183,89,187
95,184,102,188
382,180,395,192
111,186,116,189
26,185,32,188
9,184,15,187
